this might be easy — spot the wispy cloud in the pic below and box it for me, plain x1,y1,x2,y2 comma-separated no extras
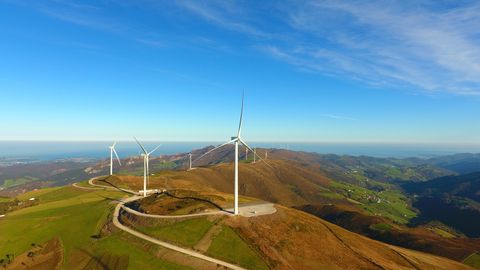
7,0,480,95
13,0,122,33
174,0,271,38
278,1,480,95
175,0,480,95
321,114,357,121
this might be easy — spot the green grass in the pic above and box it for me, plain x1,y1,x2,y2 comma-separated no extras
0,186,194,269
330,180,417,224
74,180,95,188
318,191,344,200
464,252,480,269
137,218,214,248
430,227,455,239
1,176,39,188
16,187,62,200
207,225,269,270
92,232,193,270
0,188,122,262
0,196,13,203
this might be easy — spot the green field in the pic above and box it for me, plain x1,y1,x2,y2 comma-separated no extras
0,196,13,203
207,225,269,270
464,252,480,269
330,180,417,224
0,186,192,269
136,218,215,248
91,232,193,270
74,180,96,188
1,176,39,189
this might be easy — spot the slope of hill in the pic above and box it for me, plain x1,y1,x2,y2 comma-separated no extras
296,204,480,262
186,147,454,184
403,172,480,237
403,172,480,201
428,154,480,174
104,158,418,224
228,205,472,270
2,180,472,270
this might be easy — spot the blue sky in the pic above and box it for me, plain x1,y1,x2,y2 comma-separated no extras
0,0,479,144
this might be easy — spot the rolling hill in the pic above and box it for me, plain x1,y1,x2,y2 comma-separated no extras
403,172,480,237
0,182,475,270
296,204,480,262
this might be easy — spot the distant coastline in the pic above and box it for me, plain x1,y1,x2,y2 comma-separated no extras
0,141,479,161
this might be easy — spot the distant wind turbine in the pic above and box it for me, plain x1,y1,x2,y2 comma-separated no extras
188,153,192,170
194,92,268,215
134,137,161,197
109,142,122,176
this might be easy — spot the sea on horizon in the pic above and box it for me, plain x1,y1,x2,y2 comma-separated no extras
0,141,479,161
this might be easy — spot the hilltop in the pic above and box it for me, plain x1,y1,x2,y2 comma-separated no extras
0,181,474,270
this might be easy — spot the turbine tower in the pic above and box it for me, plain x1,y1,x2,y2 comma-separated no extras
188,153,192,170
253,148,256,163
134,137,161,197
194,92,267,215
245,148,248,161
109,142,121,176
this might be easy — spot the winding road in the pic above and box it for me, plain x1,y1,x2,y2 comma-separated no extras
113,196,247,270
73,178,265,270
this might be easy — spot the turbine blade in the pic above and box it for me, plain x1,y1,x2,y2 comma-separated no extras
113,148,122,166
134,137,148,154
193,139,236,164
237,90,244,137
148,144,161,155
112,141,116,147
238,138,272,168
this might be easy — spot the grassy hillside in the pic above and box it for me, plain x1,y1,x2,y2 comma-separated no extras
403,172,480,237
297,204,480,262
104,159,417,224
228,205,473,270
0,186,194,270
1,179,476,269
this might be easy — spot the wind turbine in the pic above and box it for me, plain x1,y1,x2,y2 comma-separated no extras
188,153,192,170
194,92,268,215
245,148,248,161
134,137,161,197
109,142,122,176
253,148,256,163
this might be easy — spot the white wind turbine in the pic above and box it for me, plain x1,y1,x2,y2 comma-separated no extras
134,137,161,197
109,142,122,176
188,153,193,171
194,92,268,215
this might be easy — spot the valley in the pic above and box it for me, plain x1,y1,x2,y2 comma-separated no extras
1,148,479,269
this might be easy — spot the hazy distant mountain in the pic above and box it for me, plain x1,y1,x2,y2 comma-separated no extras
404,172,480,237
404,171,480,202
427,153,480,174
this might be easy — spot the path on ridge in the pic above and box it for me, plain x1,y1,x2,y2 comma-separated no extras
76,177,269,270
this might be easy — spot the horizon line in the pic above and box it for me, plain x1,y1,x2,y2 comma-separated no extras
0,139,479,146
